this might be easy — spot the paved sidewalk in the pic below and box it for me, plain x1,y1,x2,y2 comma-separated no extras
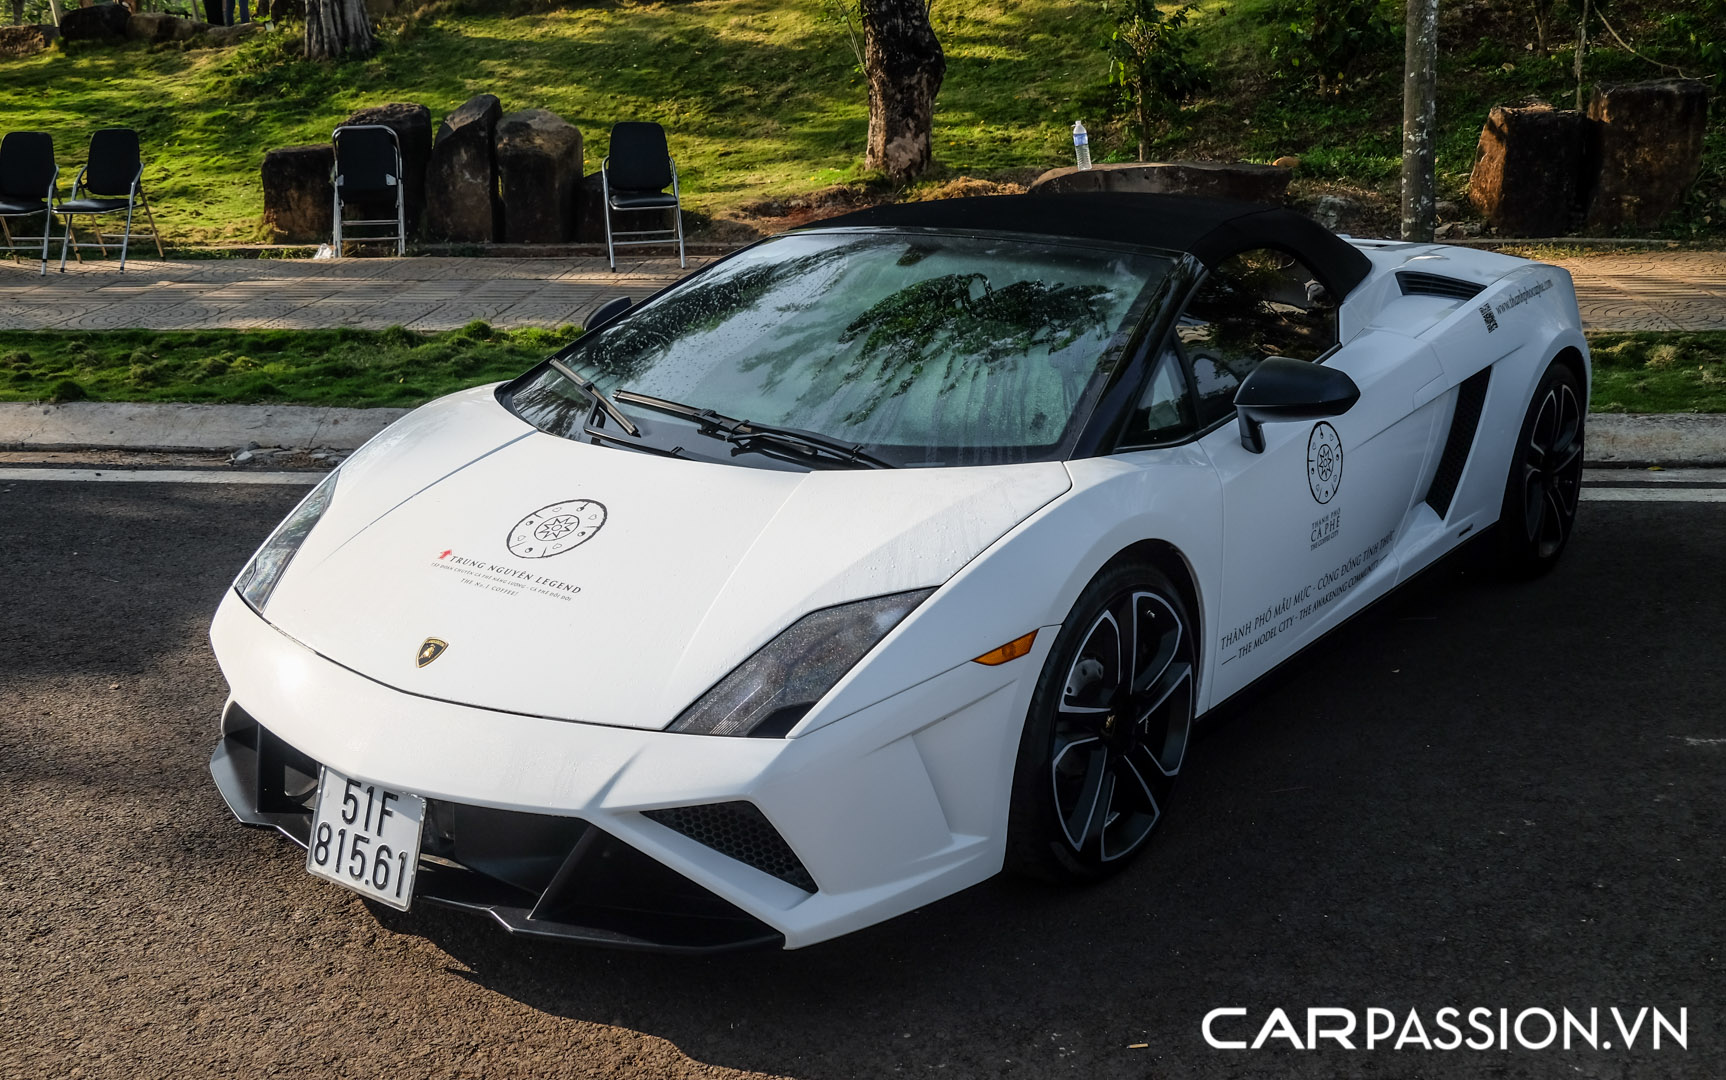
1,250,1724,334
0,256,712,333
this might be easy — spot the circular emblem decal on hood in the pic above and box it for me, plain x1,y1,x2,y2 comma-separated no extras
506,499,607,559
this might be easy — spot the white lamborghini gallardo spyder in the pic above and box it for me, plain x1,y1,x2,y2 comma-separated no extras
210,194,1588,950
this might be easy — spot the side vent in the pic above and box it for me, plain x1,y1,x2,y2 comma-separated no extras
1424,367,1492,518
645,802,818,892
1398,271,1484,302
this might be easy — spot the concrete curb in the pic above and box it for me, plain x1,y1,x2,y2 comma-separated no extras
0,402,410,453
2,402,1723,465
1586,414,1726,467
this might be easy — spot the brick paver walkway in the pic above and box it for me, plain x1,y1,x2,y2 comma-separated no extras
0,256,712,333
2,250,1723,334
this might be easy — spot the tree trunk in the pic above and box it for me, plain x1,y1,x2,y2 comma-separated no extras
861,0,945,184
45,0,64,27
306,0,374,59
12,0,24,25
1400,0,1437,242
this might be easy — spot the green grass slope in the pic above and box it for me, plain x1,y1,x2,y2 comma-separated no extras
0,0,1717,243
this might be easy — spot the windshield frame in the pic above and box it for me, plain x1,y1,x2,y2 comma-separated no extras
499,226,1186,469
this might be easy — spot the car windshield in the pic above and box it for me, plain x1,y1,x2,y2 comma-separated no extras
504,229,1173,467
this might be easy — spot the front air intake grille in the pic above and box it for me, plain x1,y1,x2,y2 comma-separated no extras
1424,366,1492,518
645,802,818,892
1398,271,1484,301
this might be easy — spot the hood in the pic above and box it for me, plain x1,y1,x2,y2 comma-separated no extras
262,395,1071,729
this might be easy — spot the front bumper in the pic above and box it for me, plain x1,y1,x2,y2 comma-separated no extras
208,591,1054,950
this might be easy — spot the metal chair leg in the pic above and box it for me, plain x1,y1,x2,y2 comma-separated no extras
38,205,52,275
602,168,616,272
671,162,685,269
395,186,405,257
118,189,137,272
139,189,165,258
56,209,70,274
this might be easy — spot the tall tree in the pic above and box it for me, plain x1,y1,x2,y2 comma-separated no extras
860,0,945,184
1400,0,1437,241
306,0,373,60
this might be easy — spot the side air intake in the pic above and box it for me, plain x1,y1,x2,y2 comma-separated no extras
645,802,818,892
1424,367,1492,518
1398,271,1484,301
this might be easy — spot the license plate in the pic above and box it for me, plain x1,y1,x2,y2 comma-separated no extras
306,768,424,911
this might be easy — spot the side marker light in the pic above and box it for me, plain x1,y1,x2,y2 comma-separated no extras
972,630,1038,666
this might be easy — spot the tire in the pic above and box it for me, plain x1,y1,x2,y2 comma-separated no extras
1497,360,1585,578
1005,562,1197,883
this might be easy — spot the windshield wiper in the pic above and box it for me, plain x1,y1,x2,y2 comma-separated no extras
548,357,640,436
611,390,893,469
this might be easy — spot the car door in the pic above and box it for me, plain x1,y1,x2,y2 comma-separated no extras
1184,249,1443,702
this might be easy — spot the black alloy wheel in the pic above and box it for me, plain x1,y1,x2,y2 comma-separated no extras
1006,562,1196,882
1499,361,1585,576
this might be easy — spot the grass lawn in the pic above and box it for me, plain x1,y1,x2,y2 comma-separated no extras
1588,333,1726,415
0,0,1114,244
0,324,571,407
2,0,1717,245
4,327,1723,414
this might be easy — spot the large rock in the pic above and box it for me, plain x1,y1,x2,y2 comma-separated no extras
0,25,57,57
425,94,502,243
58,3,131,41
575,171,608,243
126,12,204,42
340,103,432,237
496,109,584,243
1028,161,1292,204
1467,104,1586,237
205,20,262,45
262,143,334,243
1586,79,1710,232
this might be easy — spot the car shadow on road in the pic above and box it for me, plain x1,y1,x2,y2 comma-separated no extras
370,512,1726,1078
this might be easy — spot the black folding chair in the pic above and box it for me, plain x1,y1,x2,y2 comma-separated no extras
332,124,406,257
56,128,165,273
601,121,685,271
0,132,59,276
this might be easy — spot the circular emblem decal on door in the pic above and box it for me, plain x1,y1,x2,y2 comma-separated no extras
506,499,607,559
1306,422,1343,504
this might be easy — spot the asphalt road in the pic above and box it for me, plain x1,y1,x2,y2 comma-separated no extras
1,476,1721,1079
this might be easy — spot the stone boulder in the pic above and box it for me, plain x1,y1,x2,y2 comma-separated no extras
1028,161,1292,204
0,24,57,57
1467,104,1586,237
340,103,432,236
575,172,608,243
1586,79,1710,232
262,143,334,243
205,20,263,45
59,3,131,41
425,94,502,243
126,12,205,42
496,109,584,244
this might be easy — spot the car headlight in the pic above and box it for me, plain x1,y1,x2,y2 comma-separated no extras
234,470,338,614
669,588,936,737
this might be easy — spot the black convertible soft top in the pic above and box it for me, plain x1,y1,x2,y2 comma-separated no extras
803,193,1375,299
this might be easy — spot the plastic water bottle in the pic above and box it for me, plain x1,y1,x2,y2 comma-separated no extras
1072,121,1092,170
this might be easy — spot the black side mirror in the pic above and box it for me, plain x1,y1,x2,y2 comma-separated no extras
587,295,633,331
1234,357,1360,453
